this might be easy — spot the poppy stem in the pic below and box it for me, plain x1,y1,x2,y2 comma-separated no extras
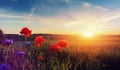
25,36,27,42
5,45,10,64
24,36,27,49
35,48,38,70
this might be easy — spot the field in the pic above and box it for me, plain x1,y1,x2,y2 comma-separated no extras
0,35,120,70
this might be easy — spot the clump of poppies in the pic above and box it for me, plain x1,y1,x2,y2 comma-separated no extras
50,44,62,53
49,40,68,53
35,36,45,47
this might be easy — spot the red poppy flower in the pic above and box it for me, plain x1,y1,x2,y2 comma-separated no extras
35,36,45,47
20,27,32,37
50,44,62,53
58,40,68,47
38,56,44,61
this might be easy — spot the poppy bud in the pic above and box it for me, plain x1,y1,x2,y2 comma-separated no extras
38,56,44,61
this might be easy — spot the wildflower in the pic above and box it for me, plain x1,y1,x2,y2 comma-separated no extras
17,51,25,55
26,42,31,47
38,56,44,61
20,27,32,37
35,36,45,47
50,44,62,53
58,40,68,47
0,64,11,70
5,39,13,46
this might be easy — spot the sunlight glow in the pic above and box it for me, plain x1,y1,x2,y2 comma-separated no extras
82,31,95,38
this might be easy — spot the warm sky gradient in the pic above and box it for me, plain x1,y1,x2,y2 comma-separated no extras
0,0,120,35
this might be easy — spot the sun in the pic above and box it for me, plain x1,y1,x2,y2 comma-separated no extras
82,31,95,38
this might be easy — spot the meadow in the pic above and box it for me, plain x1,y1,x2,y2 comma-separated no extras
0,28,120,70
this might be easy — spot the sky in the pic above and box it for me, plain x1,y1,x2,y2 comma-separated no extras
0,0,120,35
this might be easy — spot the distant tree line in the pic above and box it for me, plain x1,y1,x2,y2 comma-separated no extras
4,34,73,41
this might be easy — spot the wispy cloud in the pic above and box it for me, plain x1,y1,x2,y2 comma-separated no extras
0,14,24,18
83,2,91,8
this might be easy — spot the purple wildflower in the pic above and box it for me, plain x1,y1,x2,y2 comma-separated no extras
5,39,13,46
17,51,25,55
0,64,11,70
26,42,31,47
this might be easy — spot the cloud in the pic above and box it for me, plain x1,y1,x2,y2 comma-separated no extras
95,6,109,12
65,0,69,3
83,2,91,8
0,14,23,18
